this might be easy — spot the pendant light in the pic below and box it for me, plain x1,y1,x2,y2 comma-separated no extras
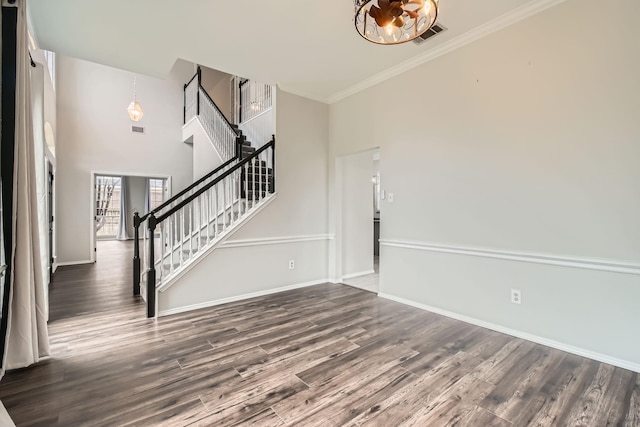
127,75,144,121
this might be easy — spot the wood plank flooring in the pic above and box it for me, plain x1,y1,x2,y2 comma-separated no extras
0,240,637,426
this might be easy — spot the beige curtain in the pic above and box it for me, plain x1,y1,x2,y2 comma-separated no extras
2,0,50,373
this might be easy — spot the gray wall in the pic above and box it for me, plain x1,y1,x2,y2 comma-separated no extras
329,0,640,368
56,56,194,263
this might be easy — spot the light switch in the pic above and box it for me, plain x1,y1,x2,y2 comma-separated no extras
387,192,394,203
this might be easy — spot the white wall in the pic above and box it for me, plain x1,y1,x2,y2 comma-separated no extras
159,89,330,313
329,0,640,369
56,56,194,263
340,151,374,278
43,57,56,158
184,118,223,181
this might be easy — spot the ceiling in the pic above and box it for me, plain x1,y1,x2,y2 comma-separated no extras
27,0,560,103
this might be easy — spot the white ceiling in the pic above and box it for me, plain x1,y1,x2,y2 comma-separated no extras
28,0,561,103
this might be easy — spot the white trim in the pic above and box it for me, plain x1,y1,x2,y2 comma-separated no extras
380,240,640,276
183,116,226,161
182,116,198,130
158,278,329,317
55,259,94,267
221,234,333,249
341,269,375,281
378,292,640,374
327,0,569,104
238,107,273,127
157,195,278,293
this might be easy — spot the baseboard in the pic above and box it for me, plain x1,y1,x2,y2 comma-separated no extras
158,278,330,317
379,292,640,374
341,269,375,281
55,260,94,267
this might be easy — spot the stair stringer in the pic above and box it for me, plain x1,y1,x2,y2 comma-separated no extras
156,193,277,294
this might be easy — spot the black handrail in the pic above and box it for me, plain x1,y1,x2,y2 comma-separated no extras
141,137,275,317
138,155,237,223
157,137,275,223
198,83,238,134
184,69,199,90
184,66,239,135
132,136,275,303
134,68,251,298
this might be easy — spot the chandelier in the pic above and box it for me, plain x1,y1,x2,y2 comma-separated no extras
127,75,144,122
354,0,439,45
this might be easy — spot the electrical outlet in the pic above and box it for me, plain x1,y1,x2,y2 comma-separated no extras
511,289,522,305
289,260,295,270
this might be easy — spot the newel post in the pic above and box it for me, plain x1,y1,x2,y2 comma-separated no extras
147,213,157,318
196,66,202,116
133,211,141,296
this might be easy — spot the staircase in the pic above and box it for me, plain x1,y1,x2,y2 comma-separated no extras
132,68,276,317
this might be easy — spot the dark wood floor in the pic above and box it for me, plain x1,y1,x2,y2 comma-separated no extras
0,240,637,426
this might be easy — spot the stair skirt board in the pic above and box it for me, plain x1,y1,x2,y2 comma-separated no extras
156,193,277,293
157,278,330,317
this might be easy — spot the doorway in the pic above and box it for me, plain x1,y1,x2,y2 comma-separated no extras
91,173,169,262
338,149,380,293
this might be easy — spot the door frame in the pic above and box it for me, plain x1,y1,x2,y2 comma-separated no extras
90,171,172,263
333,147,380,284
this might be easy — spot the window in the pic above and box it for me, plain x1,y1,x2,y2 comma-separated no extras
43,50,55,90
95,176,121,238
149,179,165,211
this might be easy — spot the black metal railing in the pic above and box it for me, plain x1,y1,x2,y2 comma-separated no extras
133,136,276,318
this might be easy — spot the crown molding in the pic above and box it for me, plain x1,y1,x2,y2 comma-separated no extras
327,0,569,104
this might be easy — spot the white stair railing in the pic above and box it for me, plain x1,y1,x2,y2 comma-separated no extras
233,78,273,122
135,138,276,317
184,68,238,162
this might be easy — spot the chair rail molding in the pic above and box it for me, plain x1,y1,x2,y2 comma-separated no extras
221,234,334,249
380,239,640,276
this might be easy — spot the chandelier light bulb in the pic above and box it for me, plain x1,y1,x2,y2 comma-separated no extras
385,24,393,36
127,101,144,121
